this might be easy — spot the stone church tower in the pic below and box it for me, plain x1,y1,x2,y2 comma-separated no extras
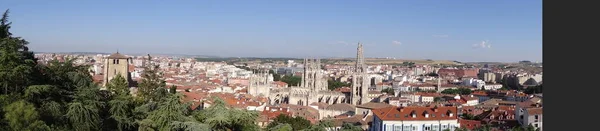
248,69,273,97
301,58,328,91
351,43,370,105
103,52,131,87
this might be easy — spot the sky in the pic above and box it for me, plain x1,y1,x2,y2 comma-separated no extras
0,0,542,62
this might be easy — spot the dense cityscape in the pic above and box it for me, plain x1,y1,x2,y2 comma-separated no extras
0,1,542,131
24,42,543,131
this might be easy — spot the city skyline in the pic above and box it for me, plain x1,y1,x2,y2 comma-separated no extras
1,0,542,62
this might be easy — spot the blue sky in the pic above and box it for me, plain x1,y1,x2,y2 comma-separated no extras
1,0,541,62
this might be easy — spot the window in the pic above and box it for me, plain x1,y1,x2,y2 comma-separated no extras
535,115,539,119
116,59,120,64
113,59,116,64
520,115,524,120
424,126,431,131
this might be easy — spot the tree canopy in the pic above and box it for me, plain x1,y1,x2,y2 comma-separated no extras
441,88,473,95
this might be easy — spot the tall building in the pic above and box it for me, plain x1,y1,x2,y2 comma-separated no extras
267,58,344,106
103,52,131,87
351,43,370,105
248,70,273,97
301,58,328,91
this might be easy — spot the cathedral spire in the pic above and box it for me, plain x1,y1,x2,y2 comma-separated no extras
356,42,365,73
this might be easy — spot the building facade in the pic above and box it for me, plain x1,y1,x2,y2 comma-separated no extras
352,43,371,105
371,106,460,131
102,52,131,87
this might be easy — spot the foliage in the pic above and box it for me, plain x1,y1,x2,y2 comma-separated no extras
434,97,443,102
425,72,438,76
267,114,312,131
137,55,167,102
328,79,351,90
441,88,473,95
193,97,259,131
339,123,363,131
106,74,129,96
524,84,542,94
461,113,478,120
381,87,395,95
269,123,294,131
2,100,50,131
271,70,281,81
280,75,301,87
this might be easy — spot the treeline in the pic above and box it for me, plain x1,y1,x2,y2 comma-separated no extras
0,10,366,131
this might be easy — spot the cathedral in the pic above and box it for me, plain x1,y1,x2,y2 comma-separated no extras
250,43,370,106
351,43,370,105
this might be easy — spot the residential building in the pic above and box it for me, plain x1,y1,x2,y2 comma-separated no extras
371,106,460,131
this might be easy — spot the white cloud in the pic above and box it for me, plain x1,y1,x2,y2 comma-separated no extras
433,34,449,38
392,41,402,45
473,40,492,49
335,41,350,45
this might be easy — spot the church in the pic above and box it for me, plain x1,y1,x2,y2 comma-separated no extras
249,43,371,106
102,52,133,88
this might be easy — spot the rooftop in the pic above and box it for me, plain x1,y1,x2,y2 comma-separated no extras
107,52,130,59
356,102,394,109
372,106,458,121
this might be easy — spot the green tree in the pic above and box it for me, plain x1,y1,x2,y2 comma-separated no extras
381,88,395,95
454,127,469,131
169,85,177,94
269,123,294,131
328,79,351,90
339,123,363,131
461,113,477,120
0,9,38,95
2,100,50,131
194,97,259,131
473,124,492,131
524,84,542,94
267,114,311,131
280,76,302,87
106,74,129,96
143,94,206,131
441,88,472,95
434,97,443,102
137,54,167,102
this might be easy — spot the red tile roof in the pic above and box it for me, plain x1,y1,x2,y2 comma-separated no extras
92,74,104,84
526,108,542,115
459,119,483,130
272,81,288,87
372,106,458,121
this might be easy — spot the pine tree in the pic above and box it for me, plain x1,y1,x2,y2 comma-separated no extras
136,54,167,102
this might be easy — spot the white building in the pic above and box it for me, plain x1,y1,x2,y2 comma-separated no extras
516,101,543,131
371,106,460,131
482,84,502,90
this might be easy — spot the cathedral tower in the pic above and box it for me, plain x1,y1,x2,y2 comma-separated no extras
351,43,370,105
